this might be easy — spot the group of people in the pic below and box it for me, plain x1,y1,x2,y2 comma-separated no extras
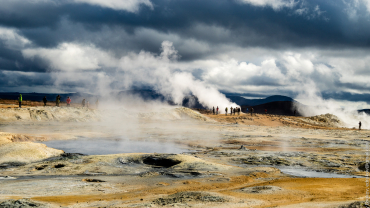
224,106,241,115
17,94,98,108
43,95,72,107
210,106,258,116
212,106,242,115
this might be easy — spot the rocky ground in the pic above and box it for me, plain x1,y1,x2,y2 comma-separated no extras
0,102,369,207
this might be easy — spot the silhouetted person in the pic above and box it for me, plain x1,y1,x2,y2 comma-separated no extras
18,94,22,108
82,99,86,107
225,107,228,115
56,95,61,107
238,107,240,115
216,106,219,115
359,121,362,130
43,96,47,107
213,106,215,115
230,107,233,116
233,107,236,115
66,97,71,107
251,108,254,116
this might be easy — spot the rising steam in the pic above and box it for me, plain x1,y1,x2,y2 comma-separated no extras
29,41,239,111
294,81,370,129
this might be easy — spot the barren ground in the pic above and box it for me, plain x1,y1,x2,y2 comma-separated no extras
0,102,368,208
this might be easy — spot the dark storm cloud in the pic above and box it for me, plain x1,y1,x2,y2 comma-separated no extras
322,91,370,104
0,0,366,74
1,0,369,51
0,70,53,87
0,0,370,104
0,40,47,72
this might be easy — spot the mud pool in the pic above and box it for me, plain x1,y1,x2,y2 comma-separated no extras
40,137,190,155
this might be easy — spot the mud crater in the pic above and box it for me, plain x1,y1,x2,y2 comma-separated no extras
143,156,181,168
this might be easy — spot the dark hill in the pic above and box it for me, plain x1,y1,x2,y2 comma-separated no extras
117,90,206,109
226,95,295,106
241,101,303,116
358,109,370,115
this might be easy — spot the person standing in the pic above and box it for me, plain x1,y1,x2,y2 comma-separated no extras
359,121,362,130
213,106,215,115
43,96,47,107
230,107,233,116
216,106,219,115
233,107,236,115
265,109,267,114
66,97,71,107
18,94,22,108
56,95,61,107
225,107,228,115
82,99,86,107
251,108,254,116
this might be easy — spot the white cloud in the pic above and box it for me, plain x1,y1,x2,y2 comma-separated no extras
71,0,153,12
19,37,370,110
22,43,118,71
238,0,297,10
282,52,314,78
343,0,370,20
0,27,30,50
361,0,370,13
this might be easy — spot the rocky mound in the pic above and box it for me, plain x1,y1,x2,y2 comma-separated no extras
299,113,343,127
0,142,64,164
240,185,282,194
153,192,228,206
0,199,47,208
0,107,99,122
174,107,214,121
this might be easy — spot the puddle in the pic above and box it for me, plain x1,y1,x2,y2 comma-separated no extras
279,168,363,178
40,138,189,155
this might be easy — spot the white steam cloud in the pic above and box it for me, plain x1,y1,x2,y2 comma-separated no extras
22,41,238,111
294,81,370,129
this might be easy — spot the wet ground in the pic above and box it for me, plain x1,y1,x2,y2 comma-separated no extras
0,106,369,207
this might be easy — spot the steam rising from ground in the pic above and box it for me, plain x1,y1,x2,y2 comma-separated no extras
294,81,370,129
24,41,238,111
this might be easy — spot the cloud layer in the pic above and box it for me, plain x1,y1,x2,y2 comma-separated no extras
0,0,369,108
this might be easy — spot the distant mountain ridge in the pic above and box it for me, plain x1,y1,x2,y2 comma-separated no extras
226,95,296,106
241,101,302,116
358,109,370,115
117,90,205,109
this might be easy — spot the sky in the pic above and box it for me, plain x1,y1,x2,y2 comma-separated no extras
0,0,370,108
